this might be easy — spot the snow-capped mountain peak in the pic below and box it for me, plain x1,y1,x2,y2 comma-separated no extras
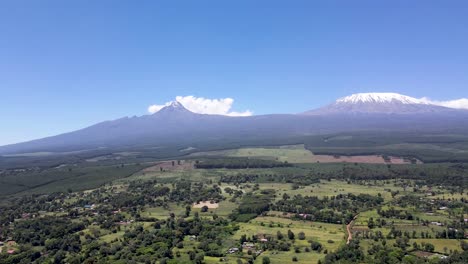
168,100,184,108
336,93,425,105
302,92,456,115
152,100,194,116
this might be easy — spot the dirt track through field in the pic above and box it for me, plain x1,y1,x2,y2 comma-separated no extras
346,215,359,244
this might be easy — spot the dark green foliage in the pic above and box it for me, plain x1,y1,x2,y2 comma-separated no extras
230,190,274,222
273,193,383,224
323,240,364,264
195,157,292,169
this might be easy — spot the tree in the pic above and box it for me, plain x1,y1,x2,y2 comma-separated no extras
262,256,271,264
240,234,247,244
189,251,196,260
287,229,295,240
298,231,306,240
201,205,209,212
424,243,435,252
195,253,204,264
277,231,284,240
185,205,191,217
310,241,323,252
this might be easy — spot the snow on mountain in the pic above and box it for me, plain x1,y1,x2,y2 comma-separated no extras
336,93,427,105
303,92,457,115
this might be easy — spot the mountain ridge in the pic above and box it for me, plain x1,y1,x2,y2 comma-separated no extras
2,92,468,154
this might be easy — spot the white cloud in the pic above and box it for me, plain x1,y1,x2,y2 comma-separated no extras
147,102,172,114
419,97,468,109
148,95,253,116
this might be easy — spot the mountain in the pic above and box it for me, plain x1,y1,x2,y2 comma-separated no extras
1,95,468,155
302,92,458,115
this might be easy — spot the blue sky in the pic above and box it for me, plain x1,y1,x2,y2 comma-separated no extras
1,1,468,145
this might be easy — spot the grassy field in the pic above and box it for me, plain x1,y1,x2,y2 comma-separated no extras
195,200,239,217
234,217,345,247
410,239,463,253
190,144,316,163
227,216,345,264
259,179,406,202
141,203,187,218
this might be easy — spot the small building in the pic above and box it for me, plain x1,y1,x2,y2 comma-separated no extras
242,242,255,249
298,213,308,219
227,247,239,254
21,213,31,219
84,204,96,209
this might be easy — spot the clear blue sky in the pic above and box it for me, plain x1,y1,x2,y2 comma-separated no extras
1,1,468,145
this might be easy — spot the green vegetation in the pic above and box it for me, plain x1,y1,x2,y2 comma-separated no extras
0,142,466,263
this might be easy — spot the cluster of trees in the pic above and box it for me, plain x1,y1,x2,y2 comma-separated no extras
377,207,414,220
0,209,237,263
221,173,320,185
337,164,467,189
230,190,275,222
273,193,383,224
195,158,292,169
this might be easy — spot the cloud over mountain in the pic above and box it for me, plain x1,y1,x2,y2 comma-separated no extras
419,97,468,110
148,96,252,116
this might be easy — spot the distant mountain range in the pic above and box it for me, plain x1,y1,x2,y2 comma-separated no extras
1,93,468,154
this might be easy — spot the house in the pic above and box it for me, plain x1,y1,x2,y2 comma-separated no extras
118,221,131,226
227,247,239,254
84,204,96,209
7,249,15,254
21,213,31,219
298,213,308,219
242,242,255,249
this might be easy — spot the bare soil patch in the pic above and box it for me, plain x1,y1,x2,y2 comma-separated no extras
413,251,436,258
193,201,219,209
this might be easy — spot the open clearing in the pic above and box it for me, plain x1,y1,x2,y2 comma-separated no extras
233,216,346,250
227,216,345,264
193,201,219,209
142,160,194,172
189,144,316,163
189,144,422,164
259,180,407,202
